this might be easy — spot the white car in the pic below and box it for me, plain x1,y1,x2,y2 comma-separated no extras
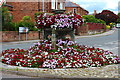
116,24,120,28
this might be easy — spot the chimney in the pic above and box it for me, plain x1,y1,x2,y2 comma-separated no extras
94,10,97,16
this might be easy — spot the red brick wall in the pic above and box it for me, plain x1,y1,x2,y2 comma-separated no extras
86,23,106,31
1,23,106,42
1,31,43,42
6,2,52,22
78,23,106,35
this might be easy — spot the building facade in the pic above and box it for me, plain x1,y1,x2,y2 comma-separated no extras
4,0,88,22
65,0,89,16
5,0,65,22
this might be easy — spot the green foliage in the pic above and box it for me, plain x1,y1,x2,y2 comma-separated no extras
2,7,12,22
18,16,37,31
82,15,106,24
82,15,95,22
22,16,31,21
106,25,110,29
117,13,120,23
2,6,37,31
118,13,120,16
2,22,15,31
2,7,14,31
117,18,120,23
109,23,116,29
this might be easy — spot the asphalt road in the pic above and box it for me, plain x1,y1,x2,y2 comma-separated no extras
76,28,119,55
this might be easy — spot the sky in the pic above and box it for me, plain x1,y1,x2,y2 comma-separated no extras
70,0,120,14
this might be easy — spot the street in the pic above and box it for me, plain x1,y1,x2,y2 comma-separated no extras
76,29,119,55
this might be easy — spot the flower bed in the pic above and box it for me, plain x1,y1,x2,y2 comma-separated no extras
1,39,120,69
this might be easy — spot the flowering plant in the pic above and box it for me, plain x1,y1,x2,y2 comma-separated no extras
36,14,83,29
1,39,120,69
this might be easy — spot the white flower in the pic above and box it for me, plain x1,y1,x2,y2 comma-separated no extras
43,52,48,55
20,59,23,61
5,58,9,60
91,64,96,67
33,57,36,59
28,59,31,62
114,60,117,63
38,22,41,24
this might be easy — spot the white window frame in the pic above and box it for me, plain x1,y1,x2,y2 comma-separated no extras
51,0,55,9
60,2,63,9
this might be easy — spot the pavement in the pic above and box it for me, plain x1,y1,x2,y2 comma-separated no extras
1,29,115,45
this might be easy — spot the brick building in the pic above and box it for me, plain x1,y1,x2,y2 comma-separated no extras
4,0,88,22
5,0,65,22
65,0,89,15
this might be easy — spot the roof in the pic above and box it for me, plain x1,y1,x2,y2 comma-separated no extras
65,0,79,7
65,0,89,13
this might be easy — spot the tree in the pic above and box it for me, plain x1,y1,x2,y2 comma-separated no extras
117,13,120,23
18,16,37,31
82,15,105,24
95,10,119,25
2,7,14,31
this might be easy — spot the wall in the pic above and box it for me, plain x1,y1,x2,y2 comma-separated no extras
6,2,51,22
78,23,106,35
6,1,65,22
1,31,43,42
1,23,106,42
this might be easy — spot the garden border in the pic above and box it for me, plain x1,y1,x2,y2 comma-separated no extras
1,62,119,78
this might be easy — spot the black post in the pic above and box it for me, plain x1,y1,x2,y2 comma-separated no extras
38,30,40,39
38,0,40,11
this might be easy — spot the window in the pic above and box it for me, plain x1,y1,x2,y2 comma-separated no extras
73,8,77,13
51,0,55,9
60,2,63,9
58,2,60,9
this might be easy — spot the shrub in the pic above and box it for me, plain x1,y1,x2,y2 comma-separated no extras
106,25,110,29
82,15,106,24
2,7,14,31
18,16,37,31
